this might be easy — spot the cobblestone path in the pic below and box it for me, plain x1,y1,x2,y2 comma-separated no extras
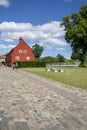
0,66,87,130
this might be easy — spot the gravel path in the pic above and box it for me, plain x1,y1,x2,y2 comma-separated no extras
0,66,87,130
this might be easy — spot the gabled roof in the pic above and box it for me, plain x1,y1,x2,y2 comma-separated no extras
0,56,6,59
6,48,14,56
6,37,33,57
14,37,32,50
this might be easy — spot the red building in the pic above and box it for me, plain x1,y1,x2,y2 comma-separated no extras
6,37,34,66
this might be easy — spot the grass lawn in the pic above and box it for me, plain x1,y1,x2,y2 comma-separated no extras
21,67,87,89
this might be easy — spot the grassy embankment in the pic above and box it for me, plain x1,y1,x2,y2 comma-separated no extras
21,67,87,89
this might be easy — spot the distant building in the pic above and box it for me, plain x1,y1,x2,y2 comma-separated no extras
0,56,6,65
5,37,34,66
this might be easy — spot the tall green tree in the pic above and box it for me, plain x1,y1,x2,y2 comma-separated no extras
32,44,44,59
71,50,80,60
61,5,87,66
56,54,65,65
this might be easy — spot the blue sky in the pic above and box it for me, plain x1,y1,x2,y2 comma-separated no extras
0,0,87,59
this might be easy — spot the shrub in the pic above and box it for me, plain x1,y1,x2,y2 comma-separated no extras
16,61,46,68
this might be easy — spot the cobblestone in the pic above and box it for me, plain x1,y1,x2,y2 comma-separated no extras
0,66,87,130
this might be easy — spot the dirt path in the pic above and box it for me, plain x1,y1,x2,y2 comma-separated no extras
0,66,87,130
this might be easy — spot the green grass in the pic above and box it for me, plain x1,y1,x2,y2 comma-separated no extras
21,67,87,89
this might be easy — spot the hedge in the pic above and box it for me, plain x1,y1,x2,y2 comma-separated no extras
15,61,46,68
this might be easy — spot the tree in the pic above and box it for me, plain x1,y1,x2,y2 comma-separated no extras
42,56,57,63
56,54,65,65
71,50,80,60
32,44,44,59
61,5,87,66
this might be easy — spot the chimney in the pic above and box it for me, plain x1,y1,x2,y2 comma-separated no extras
19,37,23,43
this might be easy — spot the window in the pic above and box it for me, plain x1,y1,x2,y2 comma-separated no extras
23,50,27,53
15,56,20,60
19,50,22,53
26,56,30,60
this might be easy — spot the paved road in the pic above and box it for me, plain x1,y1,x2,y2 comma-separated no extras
0,66,87,130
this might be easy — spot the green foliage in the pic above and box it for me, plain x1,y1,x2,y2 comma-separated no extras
33,56,57,63
32,44,44,59
35,56,65,64
79,63,87,67
16,61,46,68
34,56,73,65
56,54,65,64
71,50,80,60
43,56,57,63
79,60,87,67
61,4,87,66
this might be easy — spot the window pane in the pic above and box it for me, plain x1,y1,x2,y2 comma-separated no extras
26,56,30,60
19,50,22,53
15,56,20,60
23,50,27,53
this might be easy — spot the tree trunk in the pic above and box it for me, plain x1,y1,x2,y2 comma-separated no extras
79,51,87,67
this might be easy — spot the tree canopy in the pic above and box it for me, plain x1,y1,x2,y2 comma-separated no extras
71,50,80,60
56,54,65,65
61,4,87,66
32,44,44,59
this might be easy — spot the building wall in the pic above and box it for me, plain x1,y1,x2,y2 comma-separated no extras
0,58,5,62
6,37,34,66
0,56,6,64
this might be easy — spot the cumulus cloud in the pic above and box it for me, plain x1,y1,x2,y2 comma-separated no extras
0,21,67,55
0,0,10,7
0,44,15,54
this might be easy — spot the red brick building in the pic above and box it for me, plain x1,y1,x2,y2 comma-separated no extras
5,37,34,66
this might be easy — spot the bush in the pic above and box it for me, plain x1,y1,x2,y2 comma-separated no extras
16,61,46,68
79,61,87,67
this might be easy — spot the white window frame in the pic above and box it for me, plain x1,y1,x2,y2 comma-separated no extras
19,50,22,53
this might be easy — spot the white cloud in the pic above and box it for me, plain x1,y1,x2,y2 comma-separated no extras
0,0,10,7
39,38,66,51
0,44,15,54
0,22,32,32
56,48,66,51
0,21,67,55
